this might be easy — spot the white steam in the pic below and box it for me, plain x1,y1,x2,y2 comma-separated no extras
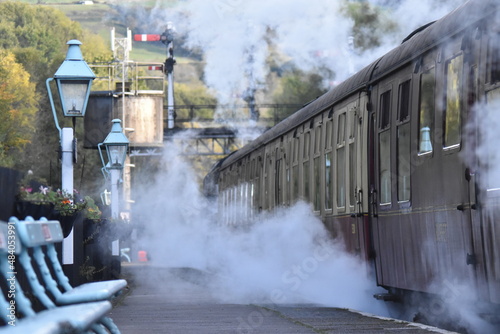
177,0,468,105
127,0,468,108
465,97,500,191
134,143,388,316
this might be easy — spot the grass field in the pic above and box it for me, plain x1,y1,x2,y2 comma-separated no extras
10,0,204,85
16,0,182,62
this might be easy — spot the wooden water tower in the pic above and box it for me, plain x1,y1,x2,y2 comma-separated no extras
84,88,164,149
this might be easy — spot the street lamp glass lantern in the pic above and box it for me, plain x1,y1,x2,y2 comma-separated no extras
56,79,93,117
107,145,128,168
99,119,130,170
53,40,96,117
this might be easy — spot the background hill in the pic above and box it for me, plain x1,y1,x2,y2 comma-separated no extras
17,1,182,64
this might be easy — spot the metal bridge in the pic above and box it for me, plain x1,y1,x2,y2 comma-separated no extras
163,104,301,156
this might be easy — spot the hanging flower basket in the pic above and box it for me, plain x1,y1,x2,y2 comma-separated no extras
51,210,82,238
17,185,102,238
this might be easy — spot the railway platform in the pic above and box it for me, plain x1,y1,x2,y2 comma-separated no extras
110,264,457,334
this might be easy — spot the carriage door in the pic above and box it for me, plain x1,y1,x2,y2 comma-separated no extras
369,83,393,286
439,34,496,301
477,28,500,303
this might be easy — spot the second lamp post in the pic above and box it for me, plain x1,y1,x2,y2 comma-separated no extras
98,119,130,219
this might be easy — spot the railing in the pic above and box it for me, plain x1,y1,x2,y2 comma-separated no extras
168,104,303,129
90,61,165,92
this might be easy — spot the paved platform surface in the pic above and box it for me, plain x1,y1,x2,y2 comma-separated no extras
110,264,457,334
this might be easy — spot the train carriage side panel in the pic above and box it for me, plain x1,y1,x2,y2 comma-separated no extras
477,18,500,304
369,10,497,299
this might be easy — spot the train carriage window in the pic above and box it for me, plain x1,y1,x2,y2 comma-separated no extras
293,136,299,163
379,90,392,205
304,161,310,201
324,118,333,211
314,125,322,154
397,80,411,202
337,114,346,145
286,165,290,205
293,165,299,201
337,113,346,208
398,80,411,121
444,55,463,148
314,157,321,211
325,119,333,150
379,130,391,205
304,132,310,159
337,148,345,207
325,153,332,210
349,142,356,206
292,135,299,202
348,109,357,207
488,33,500,83
418,69,436,154
397,123,411,201
285,140,291,206
255,158,261,211
303,131,311,201
275,157,282,206
264,154,270,209
313,125,322,211
379,91,391,129
250,159,256,217
268,155,273,208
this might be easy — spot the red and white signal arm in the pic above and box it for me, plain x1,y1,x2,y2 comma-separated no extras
133,34,161,42
148,66,163,71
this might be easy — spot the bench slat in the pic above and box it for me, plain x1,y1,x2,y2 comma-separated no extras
57,279,127,304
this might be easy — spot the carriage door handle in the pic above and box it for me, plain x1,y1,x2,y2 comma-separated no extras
370,187,378,217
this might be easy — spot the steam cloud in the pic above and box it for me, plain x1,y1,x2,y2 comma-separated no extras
127,0,500,331
126,0,468,108
134,145,389,316
179,0,467,104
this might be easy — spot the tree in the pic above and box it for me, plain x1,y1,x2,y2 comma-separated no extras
341,1,397,51
271,69,327,119
0,50,37,167
0,2,111,192
174,83,217,121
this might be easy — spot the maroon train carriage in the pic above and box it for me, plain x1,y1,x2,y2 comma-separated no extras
204,0,500,313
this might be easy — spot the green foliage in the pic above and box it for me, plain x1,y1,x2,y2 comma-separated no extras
0,1,112,191
18,185,86,215
341,1,398,51
271,69,327,119
174,83,217,120
0,50,37,167
82,195,102,220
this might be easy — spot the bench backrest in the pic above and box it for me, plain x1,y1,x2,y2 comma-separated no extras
0,220,21,255
10,216,73,297
14,217,64,247
0,221,37,324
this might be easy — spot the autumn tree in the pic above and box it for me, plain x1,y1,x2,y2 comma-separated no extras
0,2,111,190
341,1,398,51
174,83,217,121
271,69,327,119
0,50,37,167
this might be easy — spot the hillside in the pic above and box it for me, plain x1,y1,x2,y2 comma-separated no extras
16,1,182,63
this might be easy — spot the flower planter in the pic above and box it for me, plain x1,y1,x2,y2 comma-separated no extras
50,210,82,238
